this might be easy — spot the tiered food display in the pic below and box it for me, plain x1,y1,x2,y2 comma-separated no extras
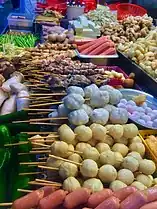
1,3,157,209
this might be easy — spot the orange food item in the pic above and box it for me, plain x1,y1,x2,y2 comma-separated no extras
88,189,113,208
64,188,91,209
12,190,44,209
39,189,67,209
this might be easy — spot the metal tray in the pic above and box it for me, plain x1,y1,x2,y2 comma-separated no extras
120,88,157,130
75,49,118,59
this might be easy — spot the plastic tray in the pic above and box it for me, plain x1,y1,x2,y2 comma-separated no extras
139,130,157,166
75,49,118,59
7,13,34,31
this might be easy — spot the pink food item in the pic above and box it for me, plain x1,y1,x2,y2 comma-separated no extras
140,201,157,209
88,189,113,208
120,191,148,209
100,47,116,55
64,188,91,209
80,37,109,54
114,186,137,202
41,186,58,197
143,186,157,202
88,42,112,55
78,36,108,52
12,190,44,209
39,189,67,209
95,196,120,209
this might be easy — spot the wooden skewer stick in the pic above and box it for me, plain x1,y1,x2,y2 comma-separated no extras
30,93,66,96
35,179,62,186
38,157,47,160
31,139,54,143
17,189,33,193
29,101,62,107
30,150,50,154
28,112,49,116
0,203,13,206
29,136,58,140
28,181,60,187
4,141,28,147
49,154,81,166
30,117,67,122
24,108,55,112
20,162,46,165
30,122,62,126
19,172,42,176
31,142,50,147
38,165,59,171
32,147,49,150
21,132,57,135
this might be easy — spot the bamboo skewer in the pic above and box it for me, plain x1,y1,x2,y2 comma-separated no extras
0,203,12,206
35,179,62,186
17,189,33,193
31,142,50,147
38,157,47,160
49,154,82,166
38,165,59,171
30,117,67,122
21,132,57,135
19,172,42,176
29,136,58,140
20,162,46,165
30,150,50,154
24,108,55,112
30,122,61,126
28,181,60,187
29,101,62,107
30,93,66,96
4,141,28,147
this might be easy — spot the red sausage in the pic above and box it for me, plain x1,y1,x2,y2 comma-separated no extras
41,186,58,197
95,196,120,209
39,189,67,209
114,186,137,202
120,191,148,209
143,186,157,202
64,188,91,209
88,189,113,208
12,190,44,209
140,201,157,209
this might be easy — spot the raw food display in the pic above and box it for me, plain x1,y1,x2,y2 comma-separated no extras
117,97,157,129
86,5,117,26
101,15,153,45
70,15,100,38
42,25,75,44
118,29,157,78
48,84,129,125
77,36,116,56
26,122,157,196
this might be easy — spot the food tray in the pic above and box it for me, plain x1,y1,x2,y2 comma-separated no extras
7,13,34,32
119,88,157,130
109,51,157,97
75,49,118,59
139,130,157,166
75,50,119,65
